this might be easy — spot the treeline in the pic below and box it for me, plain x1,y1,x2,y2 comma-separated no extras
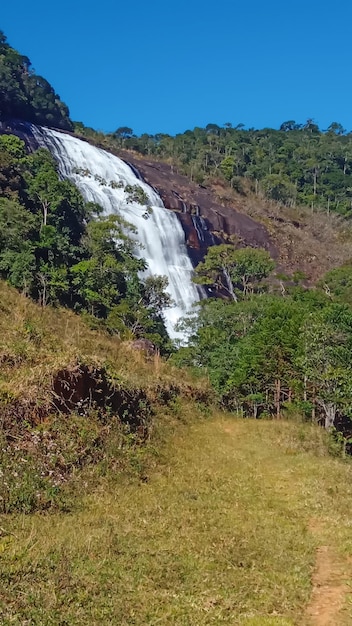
0,133,173,350
87,121,352,218
174,243,352,436
0,31,72,130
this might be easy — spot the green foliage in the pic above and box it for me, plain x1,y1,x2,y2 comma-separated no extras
125,183,149,206
320,262,352,305
194,244,275,299
0,31,72,129
0,133,26,158
177,279,352,433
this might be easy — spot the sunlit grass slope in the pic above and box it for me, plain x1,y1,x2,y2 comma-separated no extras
0,280,205,401
0,280,209,513
1,417,352,624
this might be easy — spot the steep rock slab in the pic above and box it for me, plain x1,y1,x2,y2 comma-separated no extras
119,149,277,265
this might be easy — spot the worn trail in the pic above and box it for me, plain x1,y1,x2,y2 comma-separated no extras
306,545,348,625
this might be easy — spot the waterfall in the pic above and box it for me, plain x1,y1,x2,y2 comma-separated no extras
30,126,202,339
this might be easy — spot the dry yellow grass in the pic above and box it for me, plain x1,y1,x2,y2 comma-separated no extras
1,281,352,624
0,280,211,514
1,416,352,624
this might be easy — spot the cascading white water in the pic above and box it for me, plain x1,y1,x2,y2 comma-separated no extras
30,125,202,339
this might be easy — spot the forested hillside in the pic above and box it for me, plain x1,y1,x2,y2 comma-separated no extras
0,31,72,130
113,121,352,217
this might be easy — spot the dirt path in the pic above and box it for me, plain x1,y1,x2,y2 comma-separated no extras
306,520,349,625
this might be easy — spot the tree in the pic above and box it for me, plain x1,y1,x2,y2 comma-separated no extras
326,122,345,136
193,244,241,300
220,156,235,181
106,275,172,345
205,123,221,135
113,127,134,146
230,248,275,296
297,310,352,429
194,244,275,300
114,127,133,138
0,198,38,294
71,214,145,317
0,32,72,129
261,173,297,205
280,120,298,132
320,263,352,306
141,275,173,315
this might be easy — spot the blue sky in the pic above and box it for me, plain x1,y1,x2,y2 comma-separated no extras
2,0,352,136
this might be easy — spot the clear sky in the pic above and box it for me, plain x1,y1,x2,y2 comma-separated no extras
2,0,352,136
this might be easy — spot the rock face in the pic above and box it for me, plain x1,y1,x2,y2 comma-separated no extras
119,150,276,266
128,339,156,356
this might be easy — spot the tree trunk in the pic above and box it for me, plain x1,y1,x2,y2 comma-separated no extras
313,169,317,196
38,273,48,307
222,267,237,301
39,197,49,230
303,374,307,402
323,402,336,430
275,378,281,419
311,385,316,422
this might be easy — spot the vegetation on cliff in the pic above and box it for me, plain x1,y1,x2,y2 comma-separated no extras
0,31,72,130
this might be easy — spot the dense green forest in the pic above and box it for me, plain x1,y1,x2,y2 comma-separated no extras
78,121,352,218
125,122,352,216
169,242,352,437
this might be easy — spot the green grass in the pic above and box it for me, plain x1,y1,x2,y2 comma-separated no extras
1,416,352,624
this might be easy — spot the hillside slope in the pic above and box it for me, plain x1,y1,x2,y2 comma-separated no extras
0,280,209,512
118,148,352,282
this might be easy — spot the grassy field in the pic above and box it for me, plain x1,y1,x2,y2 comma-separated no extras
1,415,352,625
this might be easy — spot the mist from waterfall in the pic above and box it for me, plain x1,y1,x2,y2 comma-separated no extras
30,126,202,339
